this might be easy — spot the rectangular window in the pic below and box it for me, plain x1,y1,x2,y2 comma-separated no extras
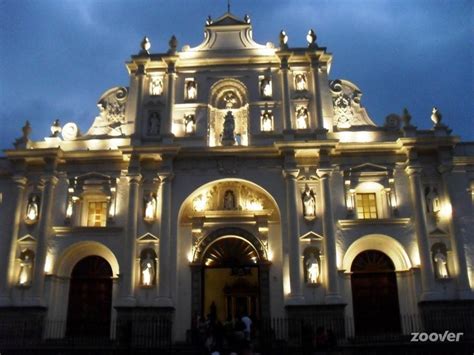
356,193,378,219
87,201,108,227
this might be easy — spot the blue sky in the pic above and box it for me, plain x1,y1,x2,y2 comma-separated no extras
0,0,472,148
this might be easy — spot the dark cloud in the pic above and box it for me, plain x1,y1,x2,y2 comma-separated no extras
0,0,472,147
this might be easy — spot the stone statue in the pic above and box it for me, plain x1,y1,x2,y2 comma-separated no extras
140,36,151,54
150,76,163,96
221,111,236,146
302,184,316,217
402,108,412,128
295,74,307,91
185,114,195,134
14,121,32,148
66,198,74,219
296,106,309,129
50,119,62,137
223,190,235,210
260,78,272,97
148,112,160,135
433,249,448,278
431,107,442,127
18,252,33,286
425,187,441,214
279,30,288,49
26,195,39,221
206,16,213,26
141,253,155,286
261,109,273,132
244,14,251,24
168,35,177,54
306,253,319,284
144,193,156,221
186,80,197,100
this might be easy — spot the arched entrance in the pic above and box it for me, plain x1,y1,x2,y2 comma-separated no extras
191,227,271,323
66,255,113,336
351,250,401,335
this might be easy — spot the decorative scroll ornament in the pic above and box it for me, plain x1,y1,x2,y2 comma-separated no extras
62,122,80,140
329,79,375,128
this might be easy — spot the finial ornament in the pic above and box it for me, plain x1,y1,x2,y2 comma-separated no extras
140,36,151,54
227,0,231,13
206,15,213,26
168,35,178,54
50,119,62,137
431,107,442,127
279,30,288,50
306,29,317,48
14,120,32,149
402,108,412,128
244,14,251,24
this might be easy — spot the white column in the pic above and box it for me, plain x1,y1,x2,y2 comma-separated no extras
119,173,141,305
164,62,177,137
279,55,293,131
317,168,342,303
405,166,438,300
310,58,324,130
0,176,27,305
439,166,473,298
155,172,174,306
283,168,303,302
32,174,59,304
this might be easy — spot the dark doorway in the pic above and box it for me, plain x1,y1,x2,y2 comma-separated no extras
351,250,401,335
66,255,113,337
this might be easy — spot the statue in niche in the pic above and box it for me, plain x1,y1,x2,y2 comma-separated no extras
295,74,307,91
223,190,236,210
306,253,320,284
66,198,74,219
433,249,448,278
148,112,161,136
261,109,273,132
302,184,316,218
150,77,163,96
26,195,39,222
184,114,195,134
141,252,155,286
221,111,236,146
296,106,309,129
18,251,34,286
260,78,272,98
144,193,157,221
425,186,441,214
186,80,197,100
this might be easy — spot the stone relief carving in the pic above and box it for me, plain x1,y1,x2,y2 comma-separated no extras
329,79,375,128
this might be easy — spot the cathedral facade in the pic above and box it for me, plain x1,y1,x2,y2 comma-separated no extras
0,12,473,342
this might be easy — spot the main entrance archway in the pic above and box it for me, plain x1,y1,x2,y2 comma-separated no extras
351,250,401,335
191,227,271,323
66,255,113,336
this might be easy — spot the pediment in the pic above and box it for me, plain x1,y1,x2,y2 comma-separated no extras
209,13,247,26
349,163,388,174
137,233,159,242
300,231,324,242
429,227,448,237
18,234,36,242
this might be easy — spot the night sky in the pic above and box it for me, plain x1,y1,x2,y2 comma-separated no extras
0,0,472,150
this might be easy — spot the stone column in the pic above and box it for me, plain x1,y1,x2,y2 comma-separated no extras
155,172,174,306
283,168,303,302
32,174,59,304
119,173,141,306
164,62,177,137
310,58,324,129
405,166,437,300
317,169,341,303
0,176,27,305
439,166,473,298
279,55,293,131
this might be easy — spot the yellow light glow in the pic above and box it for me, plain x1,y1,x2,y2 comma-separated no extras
439,203,452,219
338,131,377,143
267,249,273,261
193,195,206,212
187,250,194,263
247,200,263,211
44,254,54,274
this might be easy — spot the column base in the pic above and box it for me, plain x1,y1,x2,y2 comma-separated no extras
418,300,474,334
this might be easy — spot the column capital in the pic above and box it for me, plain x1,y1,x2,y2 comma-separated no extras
282,169,299,179
157,172,174,183
127,174,142,184
316,168,333,179
405,165,423,176
12,175,27,188
39,175,59,188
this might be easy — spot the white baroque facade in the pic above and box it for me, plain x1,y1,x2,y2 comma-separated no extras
0,12,473,342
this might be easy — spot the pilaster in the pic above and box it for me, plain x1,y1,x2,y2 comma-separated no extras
278,54,293,132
